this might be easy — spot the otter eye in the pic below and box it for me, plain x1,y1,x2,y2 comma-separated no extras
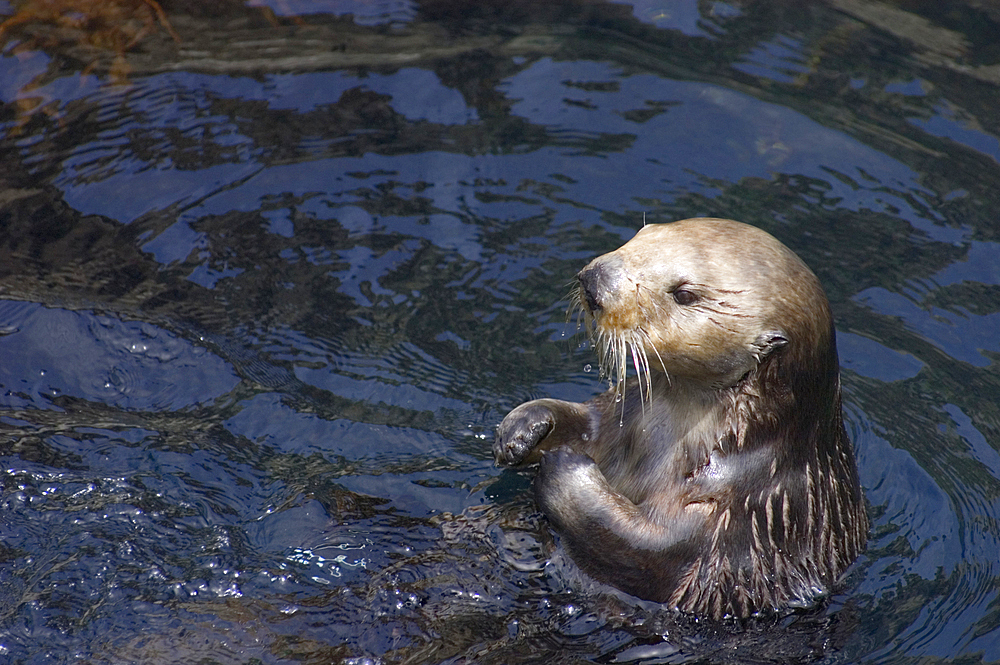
673,288,698,306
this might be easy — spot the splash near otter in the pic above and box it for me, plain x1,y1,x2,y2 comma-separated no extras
494,217,867,620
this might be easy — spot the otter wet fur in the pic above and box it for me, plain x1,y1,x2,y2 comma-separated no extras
494,217,868,620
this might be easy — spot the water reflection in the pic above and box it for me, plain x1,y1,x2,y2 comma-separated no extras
1,0,1000,663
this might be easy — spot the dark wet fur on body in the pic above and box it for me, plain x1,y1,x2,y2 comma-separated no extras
494,218,868,620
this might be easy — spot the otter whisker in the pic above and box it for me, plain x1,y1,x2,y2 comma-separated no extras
603,332,628,424
628,333,654,407
567,286,586,328
616,335,628,386
635,335,653,403
595,327,623,394
637,341,649,401
629,341,645,416
598,329,613,376
577,283,658,412
637,326,667,390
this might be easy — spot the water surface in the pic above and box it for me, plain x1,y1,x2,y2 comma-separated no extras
1,1,1000,663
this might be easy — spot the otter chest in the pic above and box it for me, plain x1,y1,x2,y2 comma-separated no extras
595,401,722,509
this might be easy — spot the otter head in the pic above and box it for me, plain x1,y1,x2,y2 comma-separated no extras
575,218,834,394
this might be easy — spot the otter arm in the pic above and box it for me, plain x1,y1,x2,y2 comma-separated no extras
493,398,595,467
534,447,706,600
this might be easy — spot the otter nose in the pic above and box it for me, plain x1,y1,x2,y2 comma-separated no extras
578,268,604,312
577,256,624,314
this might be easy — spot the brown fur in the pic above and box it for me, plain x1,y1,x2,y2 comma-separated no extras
494,218,867,619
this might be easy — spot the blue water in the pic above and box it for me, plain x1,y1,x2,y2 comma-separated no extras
1,1,1000,663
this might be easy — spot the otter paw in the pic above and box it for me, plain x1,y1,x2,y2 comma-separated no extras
493,402,555,467
534,447,603,528
536,446,599,487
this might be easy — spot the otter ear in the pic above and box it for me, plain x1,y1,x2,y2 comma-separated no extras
752,330,788,360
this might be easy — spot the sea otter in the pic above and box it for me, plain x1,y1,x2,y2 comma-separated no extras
494,218,867,620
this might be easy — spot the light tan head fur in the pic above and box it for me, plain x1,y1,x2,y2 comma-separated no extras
574,218,832,396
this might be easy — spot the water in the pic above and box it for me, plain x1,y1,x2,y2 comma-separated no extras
1,1,999,663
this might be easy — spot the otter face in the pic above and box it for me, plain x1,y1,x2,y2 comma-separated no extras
575,218,825,391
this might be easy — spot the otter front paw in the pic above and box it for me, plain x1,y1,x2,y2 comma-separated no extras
537,446,598,483
493,402,555,467
534,446,605,531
